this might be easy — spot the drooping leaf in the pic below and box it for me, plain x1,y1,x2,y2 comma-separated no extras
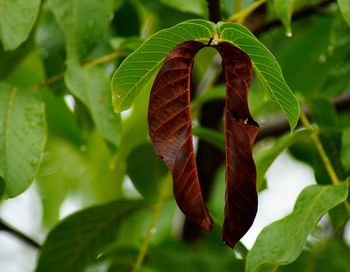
338,0,350,27
218,22,300,131
0,83,46,197
148,41,212,230
126,142,168,201
246,181,349,272
112,19,216,112
65,60,121,146
214,42,259,248
47,0,114,60
0,0,41,50
36,200,144,272
255,129,312,190
273,0,295,33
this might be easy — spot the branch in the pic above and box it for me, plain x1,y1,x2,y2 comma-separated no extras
207,0,222,23
257,91,350,141
0,218,41,249
253,0,335,35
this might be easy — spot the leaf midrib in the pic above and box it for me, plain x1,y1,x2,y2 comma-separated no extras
4,87,17,182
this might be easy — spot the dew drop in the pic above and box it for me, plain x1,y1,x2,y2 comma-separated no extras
150,228,157,234
79,145,87,152
31,157,39,166
318,54,327,63
285,31,293,38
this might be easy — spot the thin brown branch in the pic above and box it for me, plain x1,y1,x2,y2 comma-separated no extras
207,0,222,23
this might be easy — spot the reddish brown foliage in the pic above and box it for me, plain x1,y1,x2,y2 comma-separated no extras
148,40,259,247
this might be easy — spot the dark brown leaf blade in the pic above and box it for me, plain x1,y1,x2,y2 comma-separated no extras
148,41,213,230
215,42,259,248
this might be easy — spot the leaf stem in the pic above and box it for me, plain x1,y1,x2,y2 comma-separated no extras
0,218,41,249
31,51,124,90
299,111,350,215
132,176,170,272
207,0,222,23
234,0,242,12
228,0,266,23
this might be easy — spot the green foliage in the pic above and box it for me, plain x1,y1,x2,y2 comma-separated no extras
0,0,41,50
0,0,350,271
246,181,349,272
37,200,145,272
0,83,46,197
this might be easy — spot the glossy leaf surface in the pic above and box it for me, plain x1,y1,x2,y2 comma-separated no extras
215,42,259,248
148,41,212,230
246,181,349,272
36,200,144,272
0,83,46,197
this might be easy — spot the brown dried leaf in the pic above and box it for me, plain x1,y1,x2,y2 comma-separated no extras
148,41,213,230
215,42,259,248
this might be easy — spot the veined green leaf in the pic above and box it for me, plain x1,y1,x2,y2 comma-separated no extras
48,0,113,59
273,0,295,33
0,83,46,197
218,22,300,131
36,200,144,272
255,129,312,190
338,0,350,27
65,60,121,146
246,181,349,272
112,19,216,112
0,0,41,50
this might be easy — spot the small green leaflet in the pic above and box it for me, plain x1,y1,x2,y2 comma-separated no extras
65,60,121,146
0,83,46,197
273,0,295,34
255,129,312,190
218,22,300,131
338,0,350,27
0,0,41,50
112,20,299,131
112,19,216,112
36,200,144,272
246,181,349,272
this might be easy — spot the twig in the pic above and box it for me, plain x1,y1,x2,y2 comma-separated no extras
31,51,124,90
0,218,41,249
299,111,350,216
229,0,266,23
132,177,170,272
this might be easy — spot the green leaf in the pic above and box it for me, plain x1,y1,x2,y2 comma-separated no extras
0,177,5,200
0,0,41,50
126,142,168,201
255,129,312,190
159,0,207,16
338,0,350,27
112,19,216,112
36,200,144,272
0,83,46,197
218,22,300,131
246,181,349,272
191,84,225,110
65,60,121,146
192,126,225,151
48,0,114,60
273,0,295,33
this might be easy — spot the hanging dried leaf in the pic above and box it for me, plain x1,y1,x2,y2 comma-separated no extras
215,42,259,248
148,41,213,230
